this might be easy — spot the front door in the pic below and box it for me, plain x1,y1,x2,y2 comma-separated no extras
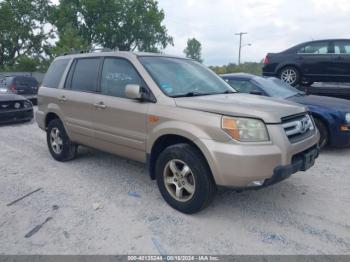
92,57,149,162
297,41,333,81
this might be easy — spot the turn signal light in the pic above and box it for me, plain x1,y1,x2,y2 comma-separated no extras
340,125,349,131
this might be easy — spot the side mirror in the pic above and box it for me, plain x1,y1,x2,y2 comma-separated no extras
250,90,263,96
125,84,143,100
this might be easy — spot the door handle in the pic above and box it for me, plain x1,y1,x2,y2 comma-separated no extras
94,102,106,109
58,96,67,102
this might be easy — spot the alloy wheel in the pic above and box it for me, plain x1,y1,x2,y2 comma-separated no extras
281,69,297,85
163,159,196,202
50,127,63,154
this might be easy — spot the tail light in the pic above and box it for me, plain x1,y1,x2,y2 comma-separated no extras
263,55,270,65
8,83,17,93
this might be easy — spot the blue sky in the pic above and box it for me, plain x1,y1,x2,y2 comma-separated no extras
158,0,350,65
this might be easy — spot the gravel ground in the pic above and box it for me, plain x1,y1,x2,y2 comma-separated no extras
0,115,350,255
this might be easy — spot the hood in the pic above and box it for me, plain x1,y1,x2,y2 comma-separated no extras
175,93,306,124
0,93,27,102
288,95,350,112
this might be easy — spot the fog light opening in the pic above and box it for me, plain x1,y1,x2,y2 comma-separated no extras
247,180,265,187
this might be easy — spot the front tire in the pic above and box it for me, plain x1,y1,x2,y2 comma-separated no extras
314,118,328,149
279,66,300,86
47,119,77,161
155,143,217,214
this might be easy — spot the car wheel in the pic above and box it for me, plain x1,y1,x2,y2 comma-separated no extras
47,119,77,161
314,118,328,149
279,66,300,86
155,143,217,214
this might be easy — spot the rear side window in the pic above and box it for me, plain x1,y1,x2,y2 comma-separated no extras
15,76,38,87
71,58,100,92
43,59,70,88
298,42,329,54
100,58,144,98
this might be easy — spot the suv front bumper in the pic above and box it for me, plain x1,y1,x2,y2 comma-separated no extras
197,124,320,188
255,145,319,190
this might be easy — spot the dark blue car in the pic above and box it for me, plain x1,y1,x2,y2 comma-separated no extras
221,73,350,148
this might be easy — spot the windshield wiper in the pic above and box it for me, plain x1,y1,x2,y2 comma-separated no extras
172,90,235,98
172,92,212,98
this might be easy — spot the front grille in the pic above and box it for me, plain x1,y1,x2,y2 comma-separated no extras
282,113,315,143
0,101,23,110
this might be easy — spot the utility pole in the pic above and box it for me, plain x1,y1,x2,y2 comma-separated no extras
235,32,247,65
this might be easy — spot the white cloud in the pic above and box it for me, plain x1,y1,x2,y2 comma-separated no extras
158,0,350,65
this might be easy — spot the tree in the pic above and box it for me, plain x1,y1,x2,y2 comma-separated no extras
51,0,173,52
0,0,53,71
51,25,89,56
209,62,263,75
184,38,203,63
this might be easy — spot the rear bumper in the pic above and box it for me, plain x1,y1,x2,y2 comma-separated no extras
0,108,33,124
262,71,277,77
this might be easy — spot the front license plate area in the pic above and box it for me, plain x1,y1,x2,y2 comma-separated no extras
302,148,317,171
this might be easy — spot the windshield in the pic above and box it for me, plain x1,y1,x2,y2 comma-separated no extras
254,77,302,98
139,56,235,97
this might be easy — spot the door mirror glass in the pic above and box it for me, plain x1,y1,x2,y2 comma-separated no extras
125,84,142,100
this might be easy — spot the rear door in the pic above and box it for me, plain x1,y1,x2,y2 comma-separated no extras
297,41,333,79
92,57,149,162
331,40,350,80
58,57,101,146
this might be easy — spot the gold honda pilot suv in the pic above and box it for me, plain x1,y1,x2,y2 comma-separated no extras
37,52,320,213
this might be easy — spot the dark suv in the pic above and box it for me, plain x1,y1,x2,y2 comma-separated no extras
263,39,350,86
0,75,39,103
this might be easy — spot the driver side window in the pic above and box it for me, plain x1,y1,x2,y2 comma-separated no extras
100,58,144,98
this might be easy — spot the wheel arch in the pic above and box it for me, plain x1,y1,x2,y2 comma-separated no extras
45,112,61,129
147,134,214,181
311,113,331,144
277,64,301,76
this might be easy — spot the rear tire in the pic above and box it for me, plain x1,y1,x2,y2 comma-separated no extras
155,143,217,214
47,119,77,161
314,118,328,149
279,66,300,86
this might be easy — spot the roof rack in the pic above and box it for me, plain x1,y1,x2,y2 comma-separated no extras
63,47,119,56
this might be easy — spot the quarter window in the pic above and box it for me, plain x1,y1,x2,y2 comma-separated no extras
100,58,144,98
43,59,70,88
71,58,100,92
298,42,329,54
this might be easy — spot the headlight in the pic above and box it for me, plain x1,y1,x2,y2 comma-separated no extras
23,101,32,108
346,113,350,123
222,116,269,142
